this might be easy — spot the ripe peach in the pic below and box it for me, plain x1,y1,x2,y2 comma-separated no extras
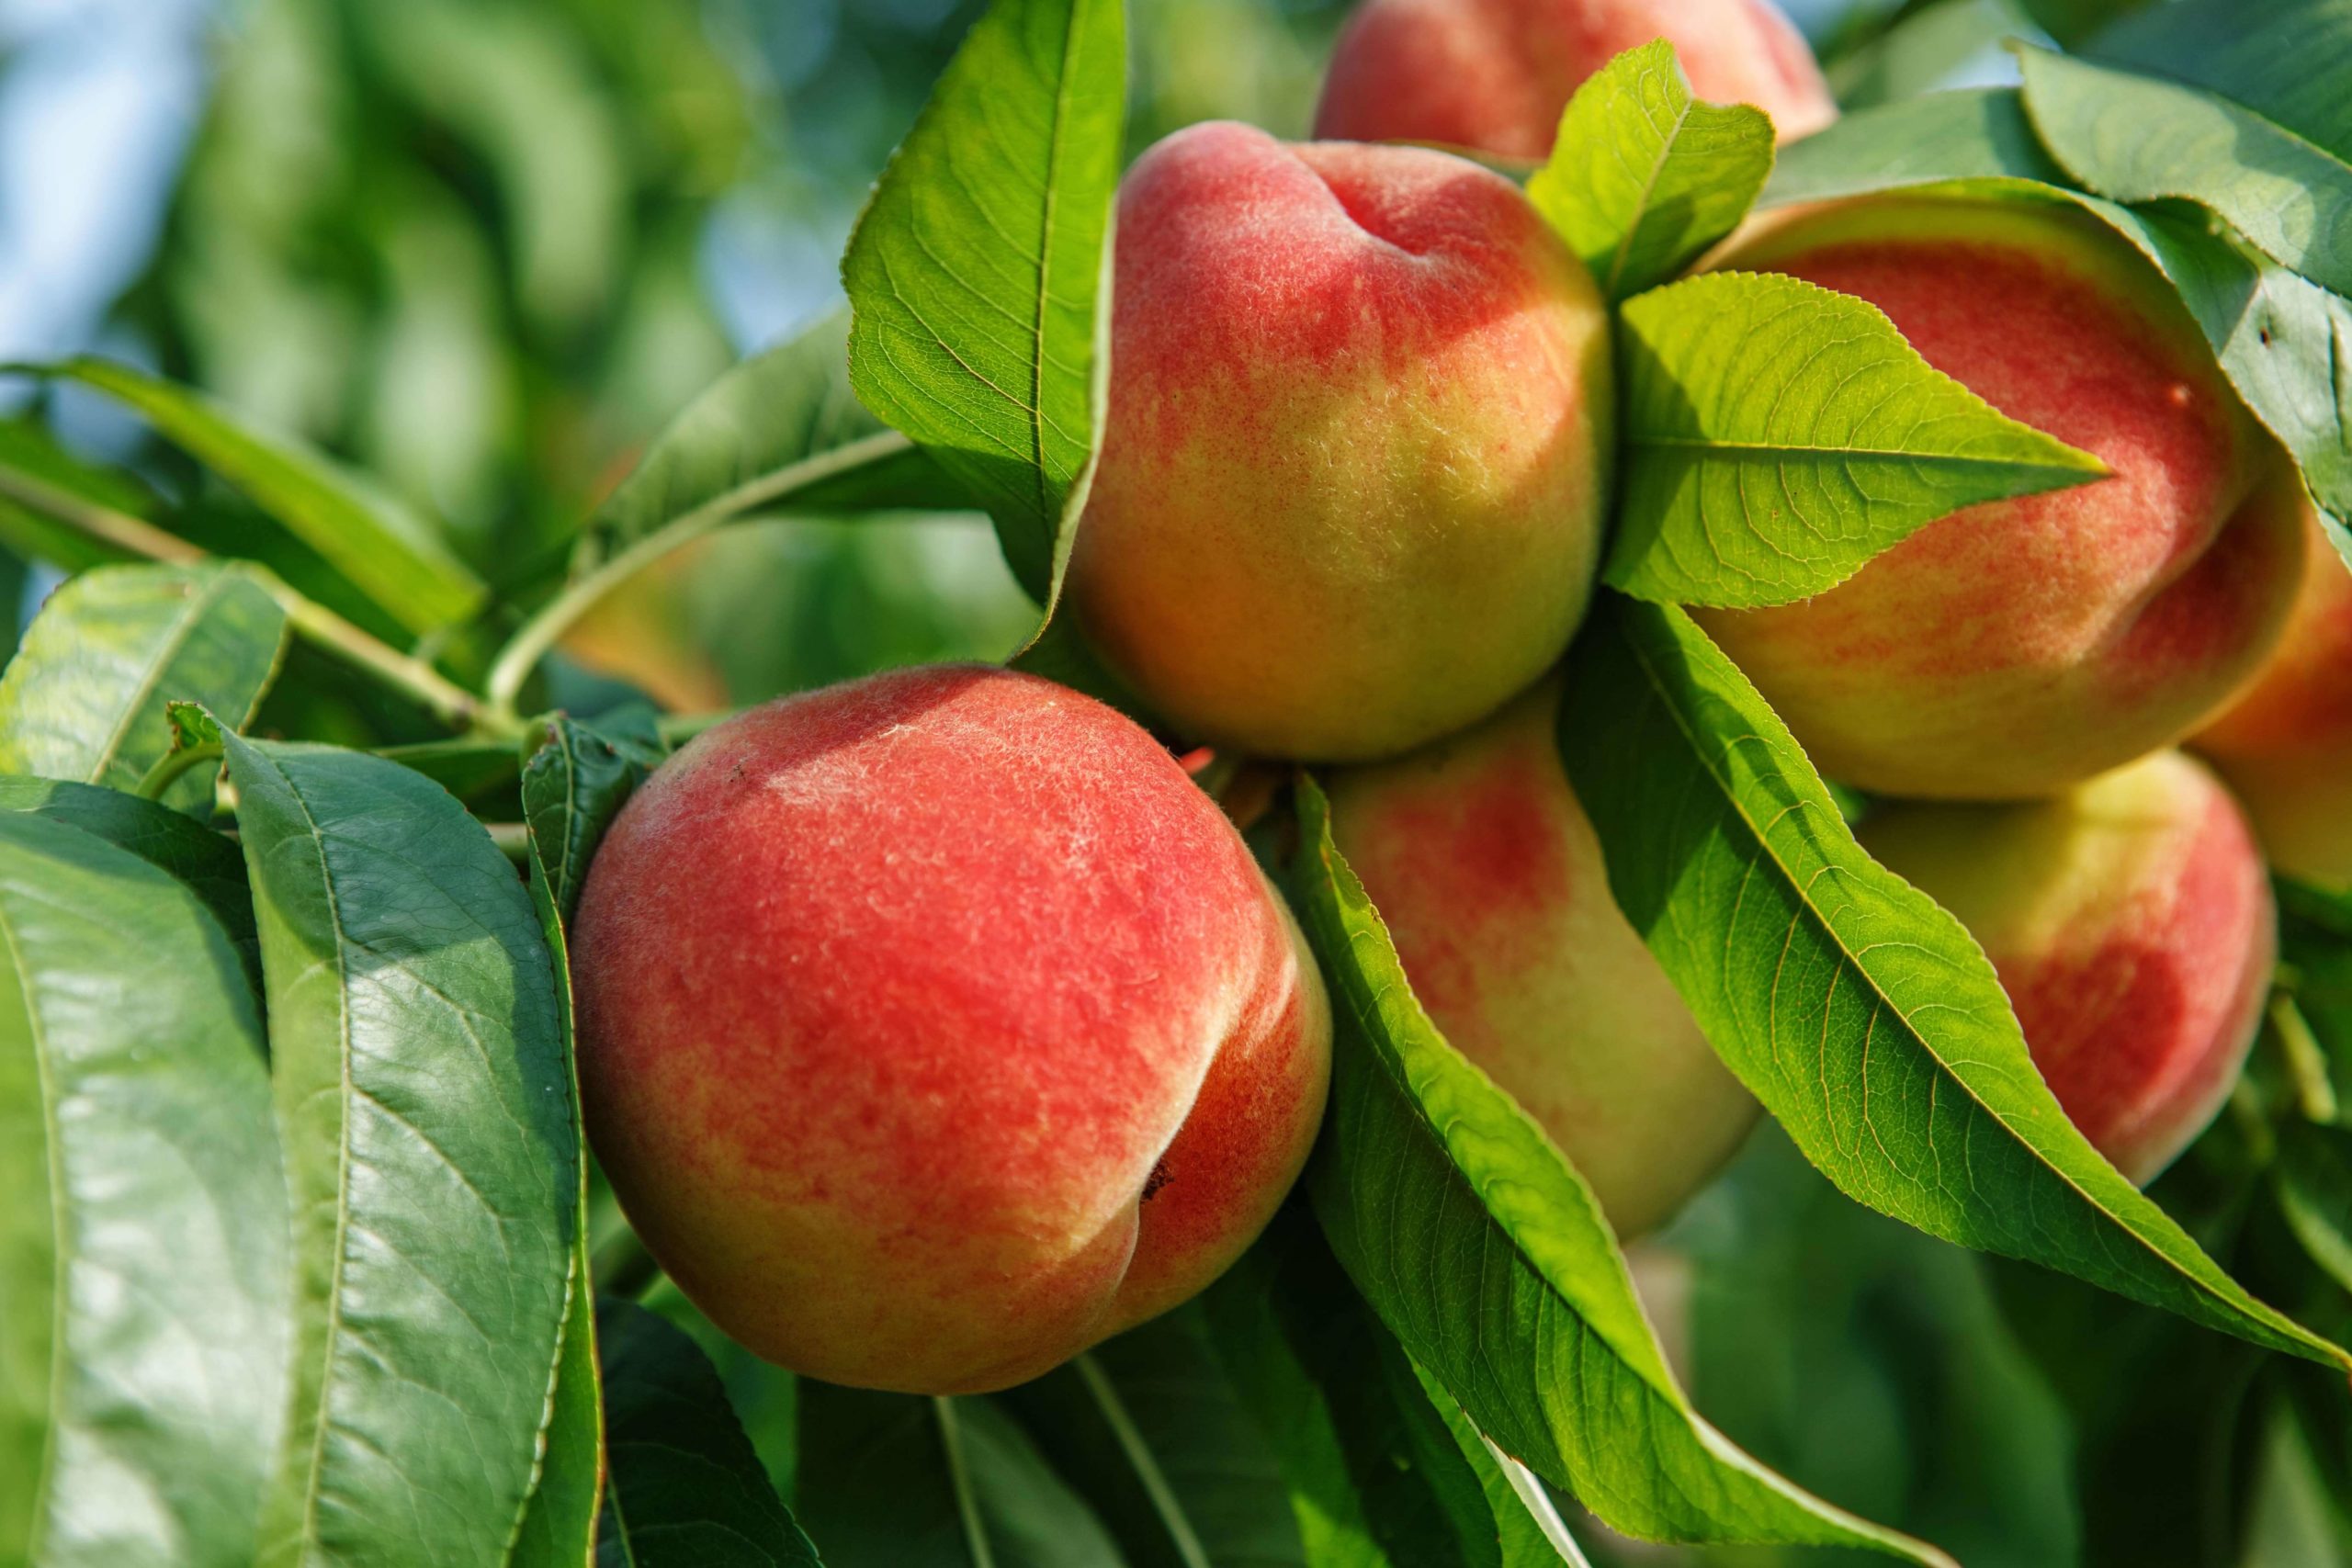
2193,513,2352,889
1696,196,2309,800
1861,751,2273,1185
1067,120,1612,762
1312,0,1838,160
569,665,1332,1394
1326,680,1755,1236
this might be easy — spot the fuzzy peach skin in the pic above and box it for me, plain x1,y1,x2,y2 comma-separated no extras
569,665,1332,1394
1066,120,1612,763
1326,679,1756,1235
1695,197,2309,800
1861,751,2274,1185
2193,512,2352,889
1313,0,1838,159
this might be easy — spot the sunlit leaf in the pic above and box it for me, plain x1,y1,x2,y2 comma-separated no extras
1284,774,1952,1563
841,0,1124,606
0,812,285,1568
36,359,486,634
0,562,287,813
1528,40,1774,303
1608,272,2105,607
1555,595,2352,1371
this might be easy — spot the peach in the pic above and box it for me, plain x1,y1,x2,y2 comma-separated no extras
1861,751,2273,1185
1696,196,2309,800
1326,680,1756,1236
1312,0,1838,160
1067,120,1612,762
2193,513,2352,889
569,665,1332,1393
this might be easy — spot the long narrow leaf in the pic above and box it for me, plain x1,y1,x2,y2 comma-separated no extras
1555,595,2352,1371
223,733,575,1566
0,812,286,1568
1285,775,1953,1563
841,0,1124,607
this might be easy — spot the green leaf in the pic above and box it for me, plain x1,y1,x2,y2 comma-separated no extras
1283,774,1951,1563
1758,92,2352,548
841,0,1125,606
0,562,287,813
2276,1123,2352,1295
2057,199,2352,554
1526,40,1775,303
594,1298,820,1567
0,810,286,1568
511,716,667,1566
1607,272,2107,607
1204,1205,1586,1568
997,1309,1306,1568
36,359,487,634
797,1384,1128,1567
2015,44,2352,299
582,307,965,565
2091,0,2352,164
0,776,258,988
1763,88,2069,207
0,418,158,573
522,711,666,926
220,732,576,1567
1554,595,2352,1372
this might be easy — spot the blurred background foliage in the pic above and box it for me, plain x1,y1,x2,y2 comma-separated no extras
3,0,2332,1563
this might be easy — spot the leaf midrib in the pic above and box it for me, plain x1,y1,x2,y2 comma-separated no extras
1610,603,2341,1366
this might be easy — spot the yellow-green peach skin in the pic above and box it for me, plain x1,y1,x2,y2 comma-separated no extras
1068,120,1613,762
1862,751,2273,1185
1698,197,2309,800
1327,680,1757,1235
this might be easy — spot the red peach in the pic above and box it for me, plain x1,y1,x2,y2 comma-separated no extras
1697,196,2309,800
1326,680,1756,1235
1068,121,1612,762
1861,751,2274,1185
570,665,1332,1393
2193,512,2352,889
1313,0,1838,160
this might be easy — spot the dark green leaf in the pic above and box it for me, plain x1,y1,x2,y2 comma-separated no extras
522,711,665,926
594,1297,819,1567
0,811,285,1568
1555,595,2351,1371
221,733,575,1566
841,0,1125,605
2016,44,2352,299
2275,1123,2352,1294
582,308,964,565
0,562,287,813
797,1384,1127,1567
1284,774,1951,1562
0,775,257,987
36,359,486,634
1608,272,2105,608
2090,0,2352,163
998,1308,1306,1568
1527,40,1775,303
1205,1205,1583,1568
